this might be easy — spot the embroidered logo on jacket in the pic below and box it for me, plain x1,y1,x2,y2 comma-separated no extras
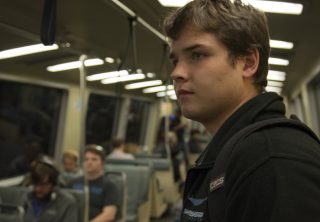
188,197,208,206
209,175,224,192
183,208,204,220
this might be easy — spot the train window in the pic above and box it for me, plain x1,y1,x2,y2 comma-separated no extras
293,94,306,122
0,80,65,179
125,99,150,145
86,93,120,145
308,80,320,136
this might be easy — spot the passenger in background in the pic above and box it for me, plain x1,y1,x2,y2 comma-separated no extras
60,149,82,184
22,155,78,222
69,145,120,222
170,109,188,145
99,140,113,156
125,142,142,155
154,131,182,182
108,138,134,160
188,129,203,154
168,110,190,167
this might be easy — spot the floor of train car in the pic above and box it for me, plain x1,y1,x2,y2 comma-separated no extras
151,202,182,222
151,207,177,222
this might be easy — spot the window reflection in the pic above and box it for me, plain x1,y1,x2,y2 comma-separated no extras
125,99,150,145
86,94,120,145
0,80,65,179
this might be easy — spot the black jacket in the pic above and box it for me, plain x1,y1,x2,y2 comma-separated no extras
181,92,320,222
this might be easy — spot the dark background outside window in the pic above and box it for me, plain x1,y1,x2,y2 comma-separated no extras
125,99,150,145
86,94,120,148
0,80,65,179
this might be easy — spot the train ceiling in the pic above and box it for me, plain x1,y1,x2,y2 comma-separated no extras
0,0,319,97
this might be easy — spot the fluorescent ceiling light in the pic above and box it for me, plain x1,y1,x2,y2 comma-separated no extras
170,94,177,100
87,70,128,81
157,90,176,97
270,39,294,49
105,57,115,63
158,0,191,7
268,80,284,88
143,85,174,93
267,70,286,81
266,86,282,94
125,80,163,90
269,57,289,66
146,72,156,78
101,74,145,84
47,58,104,72
249,1,303,15
0,44,58,60
84,59,104,66
159,0,303,15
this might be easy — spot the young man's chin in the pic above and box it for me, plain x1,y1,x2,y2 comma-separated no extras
35,192,51,201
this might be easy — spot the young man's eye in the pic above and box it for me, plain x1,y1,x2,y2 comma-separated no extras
191,52,204,61
171,59,178,67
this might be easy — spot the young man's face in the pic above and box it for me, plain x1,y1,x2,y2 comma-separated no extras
84,151,104,175
170,27,250,133
63,155,77,172
33,176,54,200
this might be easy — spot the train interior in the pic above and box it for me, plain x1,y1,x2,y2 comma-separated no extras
1,0,320,221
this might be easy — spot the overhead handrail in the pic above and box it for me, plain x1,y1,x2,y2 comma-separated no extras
107,0,167,43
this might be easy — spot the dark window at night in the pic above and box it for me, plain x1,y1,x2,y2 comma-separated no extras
125,99,150,145
0,80,65,179
86,94,120,146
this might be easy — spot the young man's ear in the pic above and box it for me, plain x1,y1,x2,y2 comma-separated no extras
242,48,259,78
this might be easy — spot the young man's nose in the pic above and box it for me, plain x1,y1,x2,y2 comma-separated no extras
171,63,188,83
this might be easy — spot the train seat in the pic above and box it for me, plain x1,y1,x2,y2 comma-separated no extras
62,188,85,222
0,186,30,205
133,156,180,205
105,164,152,222
105,158,168,219
105,171,127,222
0,203,24,222
0,186,29,222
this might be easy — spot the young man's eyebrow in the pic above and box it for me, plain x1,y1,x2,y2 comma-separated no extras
169,44,206,59
183,44,203,53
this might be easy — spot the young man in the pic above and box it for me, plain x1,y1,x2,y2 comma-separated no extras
69,145,120,222
107,138,134,160
22,156,78,222
164,0,320,221
61,149,83,183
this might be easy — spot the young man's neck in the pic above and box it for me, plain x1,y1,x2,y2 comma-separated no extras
206,89,259,135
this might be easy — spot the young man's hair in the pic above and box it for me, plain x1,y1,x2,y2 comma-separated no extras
163,0,270,92
112,138,124,149
63,149,79,162
85,144,106,161
31,155,60,185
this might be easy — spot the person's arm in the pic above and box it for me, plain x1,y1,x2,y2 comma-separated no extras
61,196,78,222
90,205,117,222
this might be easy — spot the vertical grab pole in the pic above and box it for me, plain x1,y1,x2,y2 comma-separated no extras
79,55,89,222
161,45,172,161
164,91,172,161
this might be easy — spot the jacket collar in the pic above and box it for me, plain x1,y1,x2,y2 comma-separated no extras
196,92,285,166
